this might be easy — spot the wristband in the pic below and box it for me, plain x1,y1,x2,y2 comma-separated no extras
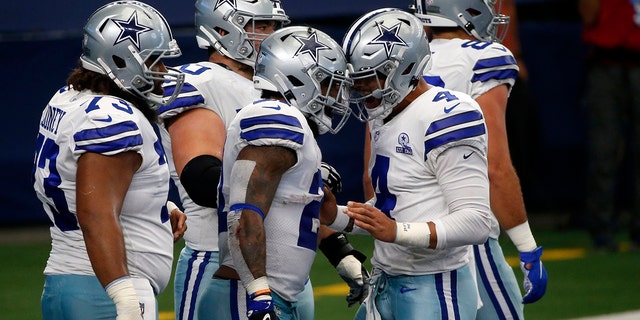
230,203,265,220
105,276,139,315
328,205,352,232
166,201,179,213
394,222,430,247
246,276,271,300
505,221,537,252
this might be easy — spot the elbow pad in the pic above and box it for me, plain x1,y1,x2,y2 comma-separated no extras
180,155,222,208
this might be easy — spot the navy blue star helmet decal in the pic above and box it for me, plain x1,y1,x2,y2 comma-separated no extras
111,11,152,51
370,22,407,58
292,31,330,62
215,0,237,10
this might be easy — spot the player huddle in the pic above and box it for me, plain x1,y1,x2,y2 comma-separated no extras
32,1,547,320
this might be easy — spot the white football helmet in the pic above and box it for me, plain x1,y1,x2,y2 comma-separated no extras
253,26,352,135
80,1,184,107
343,8,431,121
80,1,184,106
195,0,290,67
411,0,510,42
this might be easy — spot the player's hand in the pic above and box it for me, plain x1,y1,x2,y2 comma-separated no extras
318,231,369,307
167,201,187,242
320,162,342,193
520,246,548,304
345,201,396,242
247,295,279,320
337,254,370,307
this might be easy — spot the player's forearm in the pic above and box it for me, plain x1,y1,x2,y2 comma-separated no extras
432,208,491,249
237,213,268,279
488,163,529,230
76,153,135,288
81,216,130,287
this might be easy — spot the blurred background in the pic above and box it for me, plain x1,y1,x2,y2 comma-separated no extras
1,0,589,228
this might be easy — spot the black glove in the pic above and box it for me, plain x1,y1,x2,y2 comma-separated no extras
320,162,342,193
319,232,369,307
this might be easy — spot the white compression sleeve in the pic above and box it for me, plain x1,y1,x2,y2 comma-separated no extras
430,144,492,249
229,160,255,205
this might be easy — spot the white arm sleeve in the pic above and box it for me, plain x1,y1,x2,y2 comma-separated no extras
431,144,492,249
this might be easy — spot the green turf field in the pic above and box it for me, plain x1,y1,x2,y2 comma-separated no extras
2,226,639,319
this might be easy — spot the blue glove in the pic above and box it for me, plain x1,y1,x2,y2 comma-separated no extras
519,246,548,304
247,294,279,320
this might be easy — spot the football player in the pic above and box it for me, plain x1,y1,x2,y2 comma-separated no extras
158,1,369,318
325,8,494,319
198,26,353,320
34,1,186,319
155,1,293,319
412,0,548,318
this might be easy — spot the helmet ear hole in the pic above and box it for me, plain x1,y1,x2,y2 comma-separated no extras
214,26,228,36
112,55,126,68
401,63,415,75
287,75,304,87
466,8,481,17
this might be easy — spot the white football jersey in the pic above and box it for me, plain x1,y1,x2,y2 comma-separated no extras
33,87,173,293
220,99,323,302
426,38,519,239
367,86,490,276
425,38,518,99
157,62,261,251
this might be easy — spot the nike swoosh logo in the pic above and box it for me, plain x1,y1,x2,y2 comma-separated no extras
463,152,474,159
400,287,417,294
264,105,281,110
95,115,113,122
443,102,460,113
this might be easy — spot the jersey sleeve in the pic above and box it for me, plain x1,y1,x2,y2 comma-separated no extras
157,63,212,119
469,42,519,98
423,97,487,162
157,81,206,119
72,96,144,156
236,100,306,151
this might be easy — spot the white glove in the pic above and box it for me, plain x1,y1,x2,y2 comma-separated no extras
337,255,370,307
106,277,143,320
